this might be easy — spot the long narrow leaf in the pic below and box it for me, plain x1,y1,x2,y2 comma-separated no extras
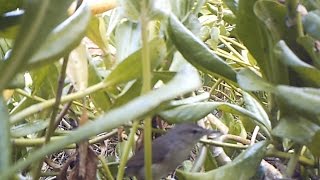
0,0,73,91
168,14,237,83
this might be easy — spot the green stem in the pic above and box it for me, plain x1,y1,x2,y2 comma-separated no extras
0,96,11,175
13,88,89,111
219,37,245,61
200,139,248,149
286,145,302,177
98,155,114,180
286,0,304,37
10,81,110,124
117,121,139,180
209,78,222,95
45,54,69,143
140,0,152,179
13,129,118,147
190,146,207,172
33,55,69,179
266,148,314,167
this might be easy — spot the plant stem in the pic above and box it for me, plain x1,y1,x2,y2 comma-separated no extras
190,146,207,172
14,87,87,110
10,81,110,124
46,54,69,142
266,148,314,167
98,155,114,180
286,145,303,177
117,121,139,180
13,129,118,148
200,139,248,149
0,96,11,176
140,0,152,179
33,54,70,179
209,78,222,94
286,0,304,37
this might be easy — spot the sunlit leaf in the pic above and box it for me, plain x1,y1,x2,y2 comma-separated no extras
86,16,109,53
67,43,88,91
115,20,141,61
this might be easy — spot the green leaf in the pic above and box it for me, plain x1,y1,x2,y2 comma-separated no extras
28,2,91,69
222,0,238,14
176,141,268,180
237,68,274,92
0,0,73,91
0,9,23,31
254,1,292,43
86,16,109,53
88,58,112,111
297,36,320,69
303,10,320,40
236,0,280,81
159,101,271,136
6,73,24,89
0,0,23,15
0,97,10,173
169,0,195,19
168,14,237,83
272,115,320,156
242,92,271,130
112,80,142,108
0,65,201,179
159,103,215,124
119,0,141,21
152,71,176,83
115,20,141,61
11,120,48,138
308,131,320,156
274,41,320,87
113,72,177,109
275,86,320,118
106,38,166,85
254,0,308,76
66,43,88,91
272,116,320,144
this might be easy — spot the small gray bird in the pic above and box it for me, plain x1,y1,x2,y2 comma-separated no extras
125,123,220,180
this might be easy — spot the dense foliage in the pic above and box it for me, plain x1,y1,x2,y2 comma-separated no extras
0,0,320,179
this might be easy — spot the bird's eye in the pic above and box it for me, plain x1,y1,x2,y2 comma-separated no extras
191,129,199,134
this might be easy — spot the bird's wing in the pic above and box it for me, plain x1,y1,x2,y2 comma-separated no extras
126,149,145,173
150,137,172,164
126,137,171,167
